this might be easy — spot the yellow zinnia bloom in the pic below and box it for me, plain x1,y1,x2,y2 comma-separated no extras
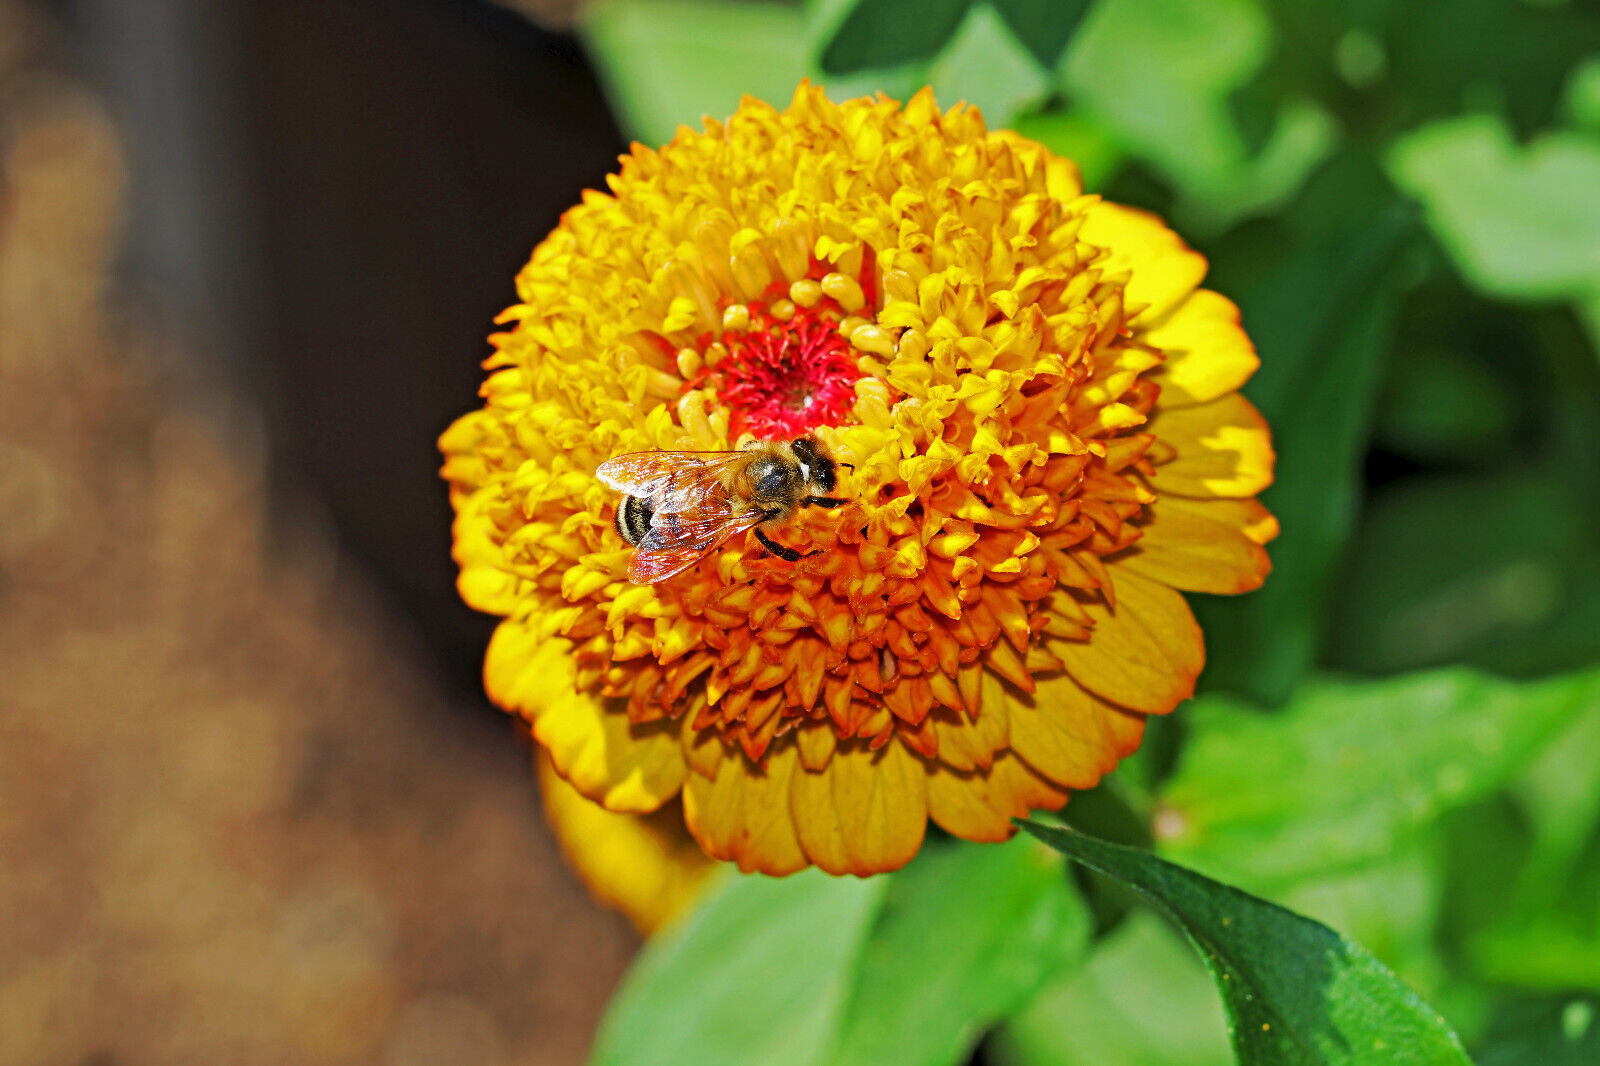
440,84,1274,877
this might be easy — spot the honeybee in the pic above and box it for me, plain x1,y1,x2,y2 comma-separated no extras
597,436,847,584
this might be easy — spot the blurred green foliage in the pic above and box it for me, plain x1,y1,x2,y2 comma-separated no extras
576,0,1600,1062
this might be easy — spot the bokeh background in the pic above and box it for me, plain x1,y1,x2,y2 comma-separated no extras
1,2,637,1064
4,0,1600,1063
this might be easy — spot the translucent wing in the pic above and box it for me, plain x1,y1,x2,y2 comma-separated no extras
629,504,763,584
595,451,744,513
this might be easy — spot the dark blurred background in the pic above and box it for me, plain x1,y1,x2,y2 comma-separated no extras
78,0,624,699
0,2,649,1063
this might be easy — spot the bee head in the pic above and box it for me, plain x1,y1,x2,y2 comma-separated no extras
789,436,837,493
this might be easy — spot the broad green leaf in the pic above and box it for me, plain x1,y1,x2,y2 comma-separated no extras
1279,849,1446,1001
1327,470,1600,677
1466,839,1600,990
989,0,1094,68
1155,668,1600,891
817,0,971,74
1060,0,1334,228
594,838,1088,1066
1509,700,1600,916
581,0,809,147
924,4,1051,126
1388,115,1600,303
1454,702,1600,990
592,869,885,1066
1192,167,1420,704
1018,821,1474,1066
823,836,1089,1066
991,912,1233,1066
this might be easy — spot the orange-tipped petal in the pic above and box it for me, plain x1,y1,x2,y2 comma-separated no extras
1148,394,1275,499
926,752,1070,841
683,741,808,875
790,739,928,875
1055,570,1204,714
537,753,716,934
486,624,686,813
1008,675,1147,789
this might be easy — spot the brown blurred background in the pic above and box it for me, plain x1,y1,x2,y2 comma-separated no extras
0,1,649,1062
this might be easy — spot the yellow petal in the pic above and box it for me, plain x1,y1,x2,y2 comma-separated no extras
1008,675,1146,790
537,753,717,934
683,740,808,875
452,488,517,615
1143,289,1260,407
928,678,1010,772
1159,494,1279,545
1119,497,1272,594
790,739,928,875
1080,201,1207,323
485,623,685,813
925,752,1069,841
1054,569,1204,713
1149,393,1274,499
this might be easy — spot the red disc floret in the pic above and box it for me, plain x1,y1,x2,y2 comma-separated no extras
692,295,862,439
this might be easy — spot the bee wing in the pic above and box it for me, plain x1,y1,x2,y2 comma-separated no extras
628,504,764,584
595,451,744,511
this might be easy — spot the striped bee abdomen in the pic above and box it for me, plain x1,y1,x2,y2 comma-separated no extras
614,495,655,546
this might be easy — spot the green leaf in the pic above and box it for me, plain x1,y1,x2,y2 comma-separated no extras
581,0,810,147
1451,700,1600,990
1388,114,1600,304
924,4,1051,126
1018,821,1474,1066
593,838,1088,1066
823,836,1089,1066
1192,165,1420,704
1154,668,1600,891
1278,849,1447,1001
992,912,1233,1066
989,0,1095,68
817,0,972,74
591,869,886,1066
1060,0,1334,228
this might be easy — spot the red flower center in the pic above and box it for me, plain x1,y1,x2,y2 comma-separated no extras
695,297,862,440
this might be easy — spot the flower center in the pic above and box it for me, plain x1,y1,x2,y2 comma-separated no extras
693,291,862,439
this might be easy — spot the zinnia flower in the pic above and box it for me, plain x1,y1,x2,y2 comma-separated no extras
440,84,1274,877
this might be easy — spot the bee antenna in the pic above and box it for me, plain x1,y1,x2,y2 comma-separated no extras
839,462,855,471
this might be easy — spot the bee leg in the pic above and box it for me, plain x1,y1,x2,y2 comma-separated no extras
754,526,802,562
806,496,846,508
